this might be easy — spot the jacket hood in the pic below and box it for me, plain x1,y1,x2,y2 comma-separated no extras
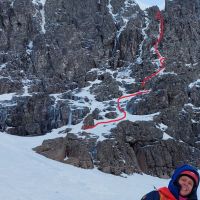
168,164,199,199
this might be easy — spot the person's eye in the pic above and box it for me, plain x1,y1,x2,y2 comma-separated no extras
188,181,193,186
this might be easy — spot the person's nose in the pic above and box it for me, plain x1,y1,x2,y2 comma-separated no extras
182,181,189,187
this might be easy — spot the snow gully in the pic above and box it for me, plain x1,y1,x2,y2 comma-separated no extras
83,11,166,130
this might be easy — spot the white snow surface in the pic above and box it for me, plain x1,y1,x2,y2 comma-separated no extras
189,79,200,88
0,92,15,101
135,0,165,10
162,132,173,140
0,131,169,200
1,131,200,199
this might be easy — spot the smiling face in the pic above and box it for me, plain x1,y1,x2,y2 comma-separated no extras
178,175,194,197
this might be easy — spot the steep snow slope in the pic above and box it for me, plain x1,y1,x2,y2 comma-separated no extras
1,131,200,199
0,131,168,200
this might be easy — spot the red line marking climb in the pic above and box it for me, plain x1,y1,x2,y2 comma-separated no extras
83,11,166,130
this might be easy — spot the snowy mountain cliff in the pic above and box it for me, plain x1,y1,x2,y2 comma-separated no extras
0,0,200,197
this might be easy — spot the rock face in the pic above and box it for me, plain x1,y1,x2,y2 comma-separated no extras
96,138,141,175
34,133,96,169
136,139,200,178
1,0,200,177
34,131,142,175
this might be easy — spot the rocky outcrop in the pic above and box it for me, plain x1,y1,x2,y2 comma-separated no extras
90,73,123,101
33,133,96,169
34,120,200,177
1,93,90,136
188,82,200,107
34,132,142,175
96,139,141,175
110,120,200,177
127,74,188,115
136,139,200,178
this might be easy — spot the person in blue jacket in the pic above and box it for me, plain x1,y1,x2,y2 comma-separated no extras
141,164,199,200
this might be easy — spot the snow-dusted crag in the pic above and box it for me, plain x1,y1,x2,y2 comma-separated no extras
1,0,200,177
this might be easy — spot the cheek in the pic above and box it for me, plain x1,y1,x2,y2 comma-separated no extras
189,185,193,191
179,180,193,191
179,180,184,186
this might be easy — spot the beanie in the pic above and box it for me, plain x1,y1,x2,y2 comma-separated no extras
180,170,199,186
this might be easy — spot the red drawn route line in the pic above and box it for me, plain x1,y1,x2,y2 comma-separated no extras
83,11,165,130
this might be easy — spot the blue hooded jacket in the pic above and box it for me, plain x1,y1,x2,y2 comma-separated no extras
168,164,199,199
141,164,199,200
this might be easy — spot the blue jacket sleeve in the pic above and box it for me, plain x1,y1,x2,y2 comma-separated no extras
141,190,160,200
